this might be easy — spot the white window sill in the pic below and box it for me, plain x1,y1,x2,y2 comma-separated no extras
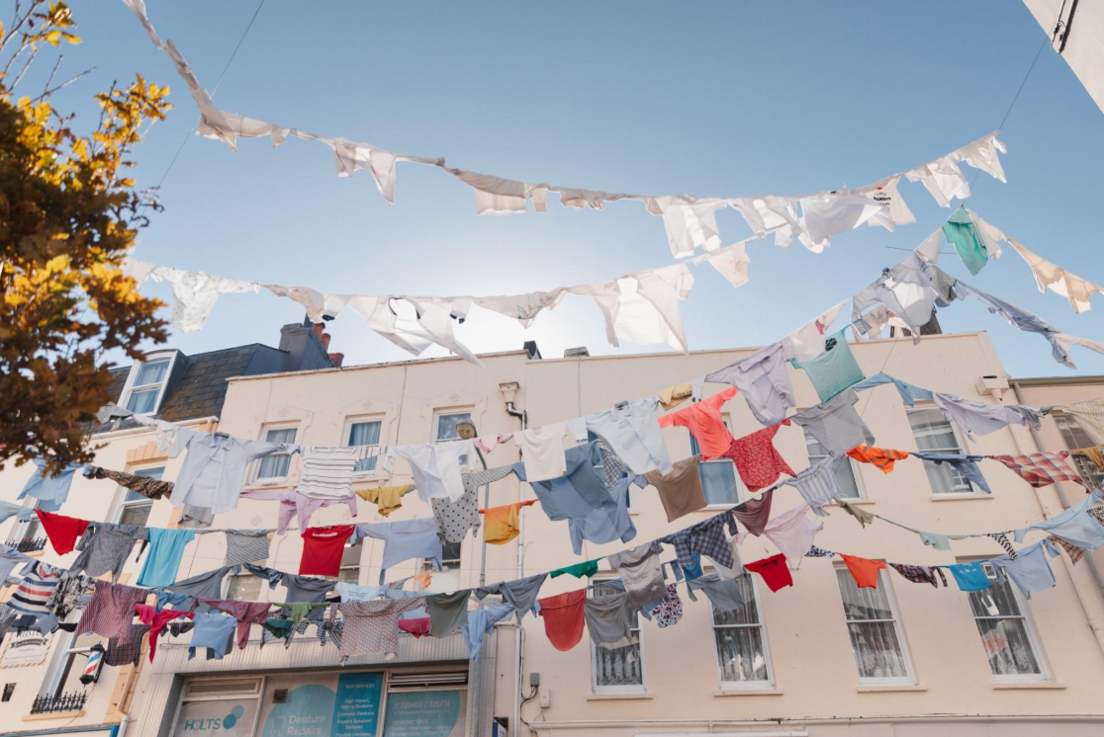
22,711,86,722
838,498,874,506
244,480,292,490
856,683,927,693
713,687,782,697
930,493,993,502
992,681,1066,690
586,692,652,701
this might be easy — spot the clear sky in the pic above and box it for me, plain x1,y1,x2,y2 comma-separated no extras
34,1,1104,378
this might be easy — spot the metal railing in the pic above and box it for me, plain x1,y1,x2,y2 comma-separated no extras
12,537,47,553
30,691,87,715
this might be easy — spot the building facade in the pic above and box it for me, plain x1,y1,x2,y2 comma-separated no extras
1023,0,1104,114
2,331,1104,737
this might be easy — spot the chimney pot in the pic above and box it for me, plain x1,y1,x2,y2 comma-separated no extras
329,352,345,368
321,333,332,350
313,323,324,339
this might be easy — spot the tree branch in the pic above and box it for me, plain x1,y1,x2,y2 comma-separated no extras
41,53,61,96
30,66,96,102
10,45,38,88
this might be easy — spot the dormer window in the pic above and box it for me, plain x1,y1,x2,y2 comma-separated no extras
122,353,175,415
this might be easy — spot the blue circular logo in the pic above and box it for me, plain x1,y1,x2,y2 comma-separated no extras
223,706,245,729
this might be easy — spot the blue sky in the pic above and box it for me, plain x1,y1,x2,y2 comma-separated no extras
33,1,1104,377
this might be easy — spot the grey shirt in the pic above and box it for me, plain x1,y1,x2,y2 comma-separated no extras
791,389,875,454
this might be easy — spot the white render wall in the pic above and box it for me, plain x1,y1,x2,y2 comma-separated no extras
1,331,1104,735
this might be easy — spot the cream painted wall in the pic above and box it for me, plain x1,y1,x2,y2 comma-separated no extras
1024,0,1104,114
3,332,1104,736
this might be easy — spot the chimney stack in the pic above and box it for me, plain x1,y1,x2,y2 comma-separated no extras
329,352,345,368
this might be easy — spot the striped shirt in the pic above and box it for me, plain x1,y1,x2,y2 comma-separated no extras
196,530,272,567
74,581,147,640
783,456,840,516
1064,399,1104,448
7,562,60,614
987,451,1087,489
298,446,380,499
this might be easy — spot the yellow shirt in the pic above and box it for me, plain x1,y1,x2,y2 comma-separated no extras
355,484,413,516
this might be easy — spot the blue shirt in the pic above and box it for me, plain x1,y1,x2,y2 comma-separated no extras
462,605,514,661
991,539,1060,600
18,459,83,512
1014,493,1104,552
790,329,865,403
947,561,991,592
188,612,237,661
513,442,616,521
137,528,196,587
567,476,644,555
353,518,443,584
851,372,934,406
911,451,991,494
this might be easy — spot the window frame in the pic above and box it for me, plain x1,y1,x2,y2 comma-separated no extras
905,405,984,498
688,418,743,509
344,415,385,477
431,408,475,470
711,574,775,691
589,579,646,695
112,465,165,528
801,425,866,501
338,543,363,585
963,558,1051,684
1052,412,1104,490
119,352,177,416
40,630,103,701
834,564,917,687
250,423,299,485
6,500,42,549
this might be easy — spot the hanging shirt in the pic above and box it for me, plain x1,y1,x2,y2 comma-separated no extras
846,446,910,474
105,624,150,667
474,573,548,621
687,573,748,611
783,456,843,516
1009,239,1103,314
889,564,946,588
241,489,357,534
731,490,773,537
651,584,684,628
170,428,290,515
195,598,270,650
720,420,795,492
839,554,887,589
584,593,636,649
357,485,413,517
384,440,475,503
8,562,60,614
84,465,175,500
941,207,992,275
705,342,796,426
931,392,1030,441
657,383,694,411
162,566,240,611
550,559,601,579
70,523,149,583
658,387,739,460
792,389,875,454
18,459,83,512
1013,493,1104,551
215,530,272,568
352,519,442,584
537,590,587,651
34,510,90,555
462,605,515,660
791,329,865,403
479,500,538,545
911,451,992,494
567,476,644,555
188,612,238,661
745,553,793,592
297,446,380,499
947,561,992,592
433,466,515,543
760,503,825,561
987,452,1086,489
655,511,740,569
788,302,848,363
473,433,515,454
75,581,148,640
300,526,355,577
137,528,196,587
514,442,616,521
851,372,933,407
991,539,1060,600
426,591,471,638
514,423,569,482
645,456,708,523
583,396,673,475
135,604,194,663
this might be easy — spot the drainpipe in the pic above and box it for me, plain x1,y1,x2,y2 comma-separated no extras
116,715,131,737
499,382,526,737
1010,381,1104,660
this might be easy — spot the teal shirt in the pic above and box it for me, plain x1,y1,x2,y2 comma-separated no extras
791,329,865,403
941,207,989,276
137,528,196,587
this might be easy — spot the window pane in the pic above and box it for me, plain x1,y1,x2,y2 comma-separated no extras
257,429,296,479
805,431,861,499
134,359,169,387
126,387,160,414
349,421,382,472
700,461,740,506
436,413,472,441
119,502,152,527
711,578,759,626
715,624,769,683
441,541,463,566
837,570,894,621
921,457,972,495
226,574,262,602
973,617,1042,677
1055,415,1104,489
135,468,165,480
907,409,961,451
264,428,297,444
846,621,909,680
968,580,1022,619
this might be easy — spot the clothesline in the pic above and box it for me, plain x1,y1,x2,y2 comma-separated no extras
120,0,1010,260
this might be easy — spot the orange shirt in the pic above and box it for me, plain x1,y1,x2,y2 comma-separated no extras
478,500,539,545
846,445,910,474
658,387,738,460
840,553,887,589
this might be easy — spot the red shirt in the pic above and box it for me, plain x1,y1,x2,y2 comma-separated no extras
299,525,355,576
720,419,796,492
537,590,587,651
745,553,793,592
36,510,91,555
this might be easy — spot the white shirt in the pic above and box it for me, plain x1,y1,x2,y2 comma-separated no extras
585,396,673,475
384,440,474,503
514,423,568,482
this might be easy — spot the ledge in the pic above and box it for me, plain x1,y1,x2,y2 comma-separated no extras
713,688,784,697
842,499,876,506
586,692,653,701
930,494,994,502
992,681,1067,690
22,711,86,721
857,684,928,693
